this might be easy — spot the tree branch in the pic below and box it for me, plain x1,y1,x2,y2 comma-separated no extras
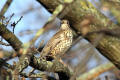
0,0,13,17
0,24,22,53
37,0,120,69
77,62,115,80
0,23,72,80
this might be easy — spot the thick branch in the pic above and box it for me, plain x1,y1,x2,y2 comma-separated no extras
30,56,72,80
0,24,22,52
37,0,120,69
101,0,120,25
0,24,72,80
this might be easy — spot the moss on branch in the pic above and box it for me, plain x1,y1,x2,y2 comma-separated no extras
38,0,120,69
0,24,72,80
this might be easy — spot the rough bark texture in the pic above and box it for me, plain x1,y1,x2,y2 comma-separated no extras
37,0,120,69
0,24,22,52
0,23,72,80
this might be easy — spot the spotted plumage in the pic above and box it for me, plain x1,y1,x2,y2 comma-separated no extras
40,20,73,60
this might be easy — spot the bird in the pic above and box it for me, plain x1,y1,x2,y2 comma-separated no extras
40,20,73,61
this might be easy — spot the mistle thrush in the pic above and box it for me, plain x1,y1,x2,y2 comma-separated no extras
40,20,73,61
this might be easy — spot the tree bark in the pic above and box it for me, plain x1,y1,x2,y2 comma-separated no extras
0,23,72,80
37,0,120,69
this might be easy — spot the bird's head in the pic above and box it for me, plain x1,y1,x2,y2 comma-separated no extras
60,20,70,30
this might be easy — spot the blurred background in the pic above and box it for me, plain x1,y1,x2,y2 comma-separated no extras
0,0,119,80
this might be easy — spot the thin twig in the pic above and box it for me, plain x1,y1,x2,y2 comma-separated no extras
11,16,23,33
0,41,10,46
6,13,14,27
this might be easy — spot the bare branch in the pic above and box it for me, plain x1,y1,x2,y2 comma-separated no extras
0,41,10,46
87,27,120,38
11,16,23,33
0,23,72,80
77,62,115,80
38,0,120,69
0,0,13,17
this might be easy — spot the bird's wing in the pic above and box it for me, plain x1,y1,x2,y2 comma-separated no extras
40,30,64,58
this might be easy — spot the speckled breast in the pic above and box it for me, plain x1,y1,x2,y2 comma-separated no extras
50,29,73,57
